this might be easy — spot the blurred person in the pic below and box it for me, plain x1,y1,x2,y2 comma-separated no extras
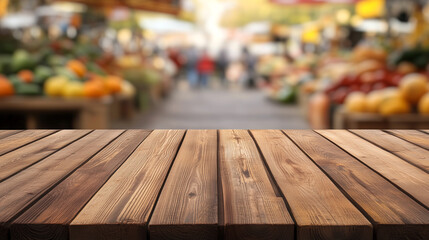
167,47,185,80
216,48,229,86
197,50,214,88
241,47,257,88
184,46,199,88
226,61,245,87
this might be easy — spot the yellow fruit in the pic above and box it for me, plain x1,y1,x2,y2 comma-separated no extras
62,81,84,98
365,90,384,113
399,73,428,104
379,97,411,116
345,92,366,113
418,93,429,114
44,76,68,96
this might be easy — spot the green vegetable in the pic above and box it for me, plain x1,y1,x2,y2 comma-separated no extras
34,66,53,84
277,85,297,104
11,49,35,72
15,83,42,96
54,67,80,81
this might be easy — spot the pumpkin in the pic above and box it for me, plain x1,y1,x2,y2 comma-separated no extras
67,60,86,78
105,75,122,94
18,70,34,83
345,92,366,113
418,93,429,114
0,76,14,97
399,73,428,104
379,97,411,115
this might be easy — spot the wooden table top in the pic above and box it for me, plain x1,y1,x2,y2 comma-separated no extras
0,130,428,240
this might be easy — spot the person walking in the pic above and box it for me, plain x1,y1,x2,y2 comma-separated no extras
217,48,229,86
184,46,199,88
197,50,214,88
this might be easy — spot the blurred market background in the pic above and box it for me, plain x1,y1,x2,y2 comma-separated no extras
1,0,429,129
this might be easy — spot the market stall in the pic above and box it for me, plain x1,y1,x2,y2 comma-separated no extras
0,1,179,129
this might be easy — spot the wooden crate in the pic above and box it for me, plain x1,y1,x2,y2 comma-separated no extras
0,97,113,129
110,95,135,121
334,107,429,129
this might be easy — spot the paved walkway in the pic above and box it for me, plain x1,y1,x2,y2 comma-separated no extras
115,81,309,129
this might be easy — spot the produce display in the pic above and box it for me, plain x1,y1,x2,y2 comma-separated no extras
338,59,429,116
0,46,135,99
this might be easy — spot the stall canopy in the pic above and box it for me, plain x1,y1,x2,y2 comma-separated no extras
270,0,359,4
51,0,181,15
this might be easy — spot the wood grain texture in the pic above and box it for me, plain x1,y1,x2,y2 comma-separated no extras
317,130,429,208
10,130,151,240
285,130,429,240
351,130,429,172
70,130,186,240
218,130,294,240
0,130,91,181
387,130,429,150
251,130,372,240
0,130,22,139
0,130,57,156
149,130,218,240
0,130,123,240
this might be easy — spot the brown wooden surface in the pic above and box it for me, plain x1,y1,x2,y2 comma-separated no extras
351,130,429,172
69,130,185,240
0,130,123,240
0,130,428,240
0,130,91,181
251,130,372,240
0,97,112,129
0,130,22,139
317,130,429,208
219,130,294,240
286,130,429,240
387,130,429,150
0,130,56,156
10,130,151,240
149,130,218,240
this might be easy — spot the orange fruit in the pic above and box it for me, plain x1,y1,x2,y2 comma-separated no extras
18,70,34,83
105,75,122,94
67,60,86,78
83,80,106,98
0,76,14,96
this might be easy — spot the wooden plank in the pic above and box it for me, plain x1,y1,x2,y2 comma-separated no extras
0,130,57,156
0,130,22,139
0,130,91,181
285,130,429,240
10,130,151,240
387,130,429,150
70,130,186,240
149,130,218,240
0,130,123,240
218,130,294,240
351,130,429,172
317,130,429,208
251,130,372,240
